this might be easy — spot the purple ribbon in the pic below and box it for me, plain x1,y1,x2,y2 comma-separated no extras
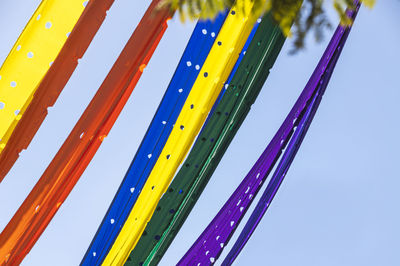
179,4,359,265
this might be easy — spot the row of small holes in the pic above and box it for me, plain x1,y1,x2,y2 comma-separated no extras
199,168,265,260
0,101,21,116
202,28,216,38
186,60,201,70
149,23,215,249
148,14,264,262
160,22,217,201
117,20,218,262
0,4,80,121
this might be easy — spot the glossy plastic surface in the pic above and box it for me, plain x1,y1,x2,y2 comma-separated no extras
128,13,285,266
0,0,86,167
0,0,116,181
0,1,172,264
180,7,359,265
223,7,359,264
81,11,228,266
103,1,259,265
200,19,259,132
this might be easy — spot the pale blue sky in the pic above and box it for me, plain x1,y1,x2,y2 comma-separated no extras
0,0,399,265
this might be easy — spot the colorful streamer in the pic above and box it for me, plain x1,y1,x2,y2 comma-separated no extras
179,5,359,265
0,0,112,181
0,1,172,264
223,6,359,264
81,11,229,266
200,18,260,132
128,12,286,266
103,1,260,265
223,50,335,266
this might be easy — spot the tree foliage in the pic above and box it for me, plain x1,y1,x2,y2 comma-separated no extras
159,0,375,50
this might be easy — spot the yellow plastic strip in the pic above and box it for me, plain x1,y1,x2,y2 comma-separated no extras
102,2,259,265
0,0,88,151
